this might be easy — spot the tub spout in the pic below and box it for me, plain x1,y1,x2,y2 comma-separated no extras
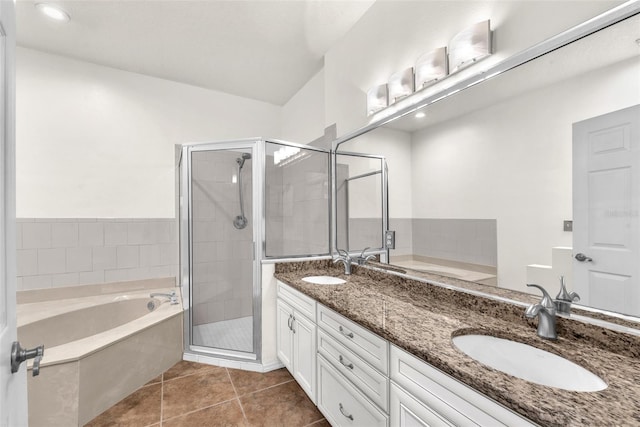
150,291,179,305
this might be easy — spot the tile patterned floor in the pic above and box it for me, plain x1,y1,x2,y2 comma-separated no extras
85,361,329,427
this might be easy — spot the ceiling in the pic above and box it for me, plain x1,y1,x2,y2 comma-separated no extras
16,0,375,106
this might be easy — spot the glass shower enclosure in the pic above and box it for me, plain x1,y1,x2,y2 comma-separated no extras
178,139,332,363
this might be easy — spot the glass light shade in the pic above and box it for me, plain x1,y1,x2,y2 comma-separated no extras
449,20,492,74
388,67,415,105
35,3,70,21
366,84,388,116
415,47,448,89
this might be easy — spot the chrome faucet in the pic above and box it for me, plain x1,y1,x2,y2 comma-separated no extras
555,276,580,315
333,249,353,275
150,290,179,305
524,284,557,340
355,247,376,266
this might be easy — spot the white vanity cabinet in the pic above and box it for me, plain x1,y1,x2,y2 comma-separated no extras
316,304,390,426
389,345,536,427
275,280,535,427
276,282,317,403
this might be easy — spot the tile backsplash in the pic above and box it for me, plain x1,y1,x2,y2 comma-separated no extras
16,218,178,290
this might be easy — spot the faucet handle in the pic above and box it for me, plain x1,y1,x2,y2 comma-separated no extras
556,276,580,302
337,249,351,261
526,284,556,310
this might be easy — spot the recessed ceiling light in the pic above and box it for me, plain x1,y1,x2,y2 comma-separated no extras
35,3,70,22
415,112,426,118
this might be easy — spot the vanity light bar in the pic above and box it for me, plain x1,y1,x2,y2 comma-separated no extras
346,0,640,150
366,20,492,118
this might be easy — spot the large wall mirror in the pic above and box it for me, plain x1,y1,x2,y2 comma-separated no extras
335,10,640,319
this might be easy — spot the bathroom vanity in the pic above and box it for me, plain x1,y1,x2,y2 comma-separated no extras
274,260,640,426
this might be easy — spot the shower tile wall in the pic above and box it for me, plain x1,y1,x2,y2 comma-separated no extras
191,151,253,327
16,218,178,290
265,147,329,257
389,218,413,257
347,218,383,251
411,218,497,267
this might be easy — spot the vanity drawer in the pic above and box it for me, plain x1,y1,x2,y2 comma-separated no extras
317,304,388,374
277,280,316,322
390,345,535,427
318,329,389,412
317,355,388,427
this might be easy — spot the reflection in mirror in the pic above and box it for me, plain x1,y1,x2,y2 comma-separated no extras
264,142,330,258
335,13,640,318
335,153,385,253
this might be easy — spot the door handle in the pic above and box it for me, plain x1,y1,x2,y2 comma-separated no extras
575,253,593,262
11,341,44,376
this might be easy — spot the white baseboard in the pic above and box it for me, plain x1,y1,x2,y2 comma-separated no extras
182,352,284,373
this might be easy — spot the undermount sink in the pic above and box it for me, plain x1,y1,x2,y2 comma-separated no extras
452,334,607,392
302,276,346,285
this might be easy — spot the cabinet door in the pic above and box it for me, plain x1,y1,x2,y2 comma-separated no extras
390,383,456,427
276,299,294,372
292,311,316,403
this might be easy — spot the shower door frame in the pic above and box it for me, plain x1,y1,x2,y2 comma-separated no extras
180,139,264,363
331,150,389,261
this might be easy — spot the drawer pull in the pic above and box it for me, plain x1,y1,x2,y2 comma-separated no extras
339,355,354,370
339,403,354,421
339,326,354,339
291,316,296,334
287,314,293,330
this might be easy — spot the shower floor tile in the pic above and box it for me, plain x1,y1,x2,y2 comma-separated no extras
85,361,327,427
193,316,254,353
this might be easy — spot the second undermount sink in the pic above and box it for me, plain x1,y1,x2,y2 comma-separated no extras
302,276,346,285
452,334,607,392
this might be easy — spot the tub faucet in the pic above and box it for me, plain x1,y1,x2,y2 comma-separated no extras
334,249,353,275
150,290,179,305
355,247,376,266
524,284,557,340
555,276,580,315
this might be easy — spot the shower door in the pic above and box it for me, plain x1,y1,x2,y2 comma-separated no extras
184,142,261,361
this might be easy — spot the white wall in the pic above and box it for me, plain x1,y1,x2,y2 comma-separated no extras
411,57,640,292
281,69,325,144
17,47,282,218
338,126,412,218
323,0,624,137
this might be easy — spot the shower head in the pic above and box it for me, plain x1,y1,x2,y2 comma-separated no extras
236,152,252,168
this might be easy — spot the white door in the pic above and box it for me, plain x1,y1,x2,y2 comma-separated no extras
573,105,640,316
0,0,27,425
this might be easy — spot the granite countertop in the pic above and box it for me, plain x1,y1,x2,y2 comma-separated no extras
274,260,640,426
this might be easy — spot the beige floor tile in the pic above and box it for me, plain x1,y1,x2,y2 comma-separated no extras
163,400,249,427
228,367,293,396
162,368,236,420
84,383,161,427
240,381,323,427
163,360,220,381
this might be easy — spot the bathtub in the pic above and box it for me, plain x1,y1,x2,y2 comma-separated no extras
17,278,183,426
